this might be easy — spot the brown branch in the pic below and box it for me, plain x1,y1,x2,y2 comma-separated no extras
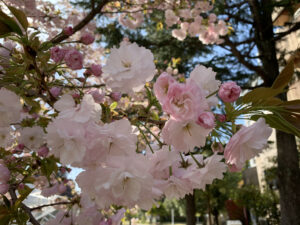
31,201,73,211
221,36,267,81
51,0,110,44
274,22,300,41
56,83,106,89
9,188,40,225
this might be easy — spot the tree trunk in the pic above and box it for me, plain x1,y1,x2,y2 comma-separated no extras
276,129,300,224
185,193,196,225
248,1,300,224
212,208,219,225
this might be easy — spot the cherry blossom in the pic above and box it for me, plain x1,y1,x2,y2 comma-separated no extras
162,119,212,152
103,42,156,94
224,118,272,170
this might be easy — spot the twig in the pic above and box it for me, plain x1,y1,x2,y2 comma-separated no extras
9,188,40,225
31,201,73,211
51,0,109,44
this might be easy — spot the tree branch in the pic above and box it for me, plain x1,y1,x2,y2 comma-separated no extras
9,188,40,225
274,22,300,41
51,0,109,44
31,201,73,211
221,36,267,79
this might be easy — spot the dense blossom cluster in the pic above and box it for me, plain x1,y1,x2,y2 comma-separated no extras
0,39,272,222
0,1,285,224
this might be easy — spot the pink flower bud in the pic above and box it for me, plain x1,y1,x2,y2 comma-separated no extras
196,111,215,129
50,47,66,63
111,92,122,102
216,114,226,122
18,183,25,190
90,64,102,77
72,92,80,99
0,183,9,194
38,146,49,157
50,87,62,98
80,33,95,45
17,143,25,150
84,69,92,77
0,164,10,183
63,26,73,36
64,49,83,70
218,81,241,103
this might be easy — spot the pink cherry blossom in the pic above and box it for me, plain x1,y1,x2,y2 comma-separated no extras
77,154,159,210
41,183,65,197
0,183,9,194
196,111,215,129
224,118,272,170
0,164,10,183
153,72,176,104
187,65,220,107
87,88,105,103
165,10,179,27
90,64,102,77
163,82,209,122
162,119,212,152
0,88,22,127
218,81,241,102
103,42,156,94
64,49,83,70
50,47,66,63
81,33,95,45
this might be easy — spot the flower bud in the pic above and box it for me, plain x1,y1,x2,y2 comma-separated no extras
218,81,241,103
38,146,49,157
90,64,102,77
50,87,62,98
63,26,73,36
80,33,95,45
110,92,122,102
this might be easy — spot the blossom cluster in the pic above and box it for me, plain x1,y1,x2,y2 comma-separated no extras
165,2,228,44
1,41,269,206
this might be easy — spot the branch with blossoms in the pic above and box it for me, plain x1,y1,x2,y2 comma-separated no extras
0,1,299,225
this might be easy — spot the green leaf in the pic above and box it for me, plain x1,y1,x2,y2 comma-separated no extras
0,10,23,35
14,186,33,209
0,20,12,35
242,87,283,104
8,6,28,30
251,114,300,137
110,101,118,110
1,194,11,208
271,60,294,90
41,156,58,179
